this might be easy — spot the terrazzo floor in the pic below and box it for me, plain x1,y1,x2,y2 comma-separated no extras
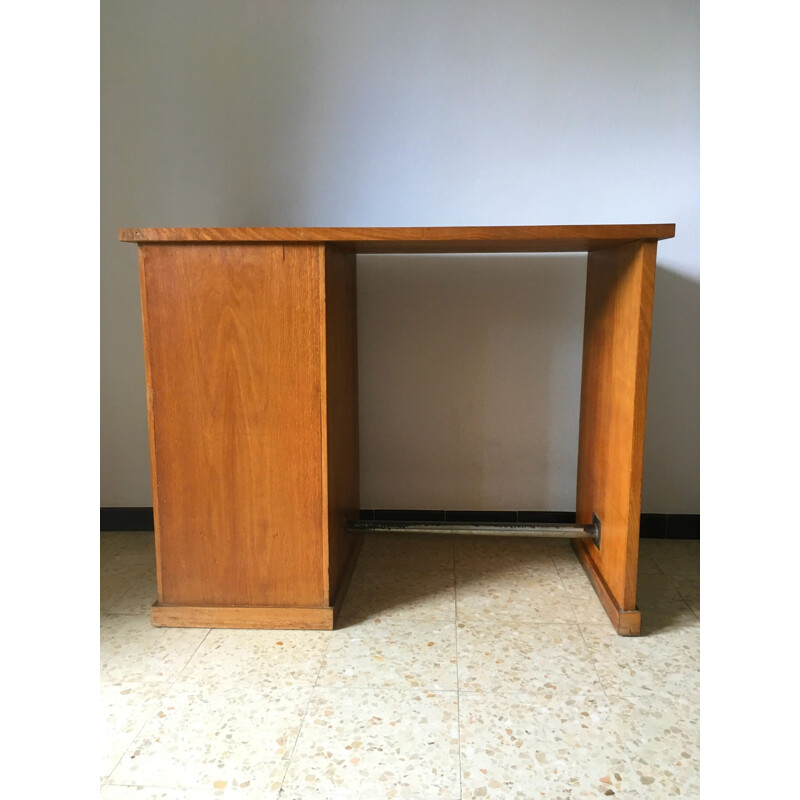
100,532,700,799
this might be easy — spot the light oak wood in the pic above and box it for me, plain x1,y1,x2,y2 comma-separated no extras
140,243,326,609
120,224,674,253
574,240,657,630
149,481,364,630
151,602,334,630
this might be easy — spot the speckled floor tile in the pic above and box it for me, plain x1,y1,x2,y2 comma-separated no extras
359,532,455,572
581,623,700,700
559,576,614,626
318,617,457,690
106,566,158,616
456,568,575,623
108,681,312,793
100,787,271,798
280,687,460,799
645,540,699,578
635,573,697,619
99,530,700,800
101,681,171,783
562,571,696,634
668,576,700,618
637,554,665,575
628,540,667,577
338,565,456,624
181,628,330,690
459,693,633,799
101,532,157,561
100,614,209,684
639,605,700,636
556,559,695,630
613,694,700,798
550,553,662,591
549,556,586,582
547,547,585,574
541,540,576,557
102,560,154,612
454,536,563,573
637,539,661,557
457,620,601,697
632,574,701,634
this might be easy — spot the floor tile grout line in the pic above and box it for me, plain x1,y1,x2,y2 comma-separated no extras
664,572,700,613
173,626,213,683
101,626,212,786
101,564,153,613
104,567,159,615
552,552,581,628
646,540,700,579
102,681,167,786
275,630,334,796
554,551,612,700
100,539,212,785
575,618,611,701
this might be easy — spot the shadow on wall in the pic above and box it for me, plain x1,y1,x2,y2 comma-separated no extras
356,255,699,516
357,254,587,511
643,265,700,514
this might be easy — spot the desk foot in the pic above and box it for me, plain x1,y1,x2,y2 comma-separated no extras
571,540,641,636
150,603,334,630
149,534,364,631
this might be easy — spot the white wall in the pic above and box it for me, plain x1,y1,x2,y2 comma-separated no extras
101,0,699,513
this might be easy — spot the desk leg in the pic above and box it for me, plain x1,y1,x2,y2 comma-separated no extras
574,240,657,635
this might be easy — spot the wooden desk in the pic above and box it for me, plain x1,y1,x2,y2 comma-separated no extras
119,225,675,635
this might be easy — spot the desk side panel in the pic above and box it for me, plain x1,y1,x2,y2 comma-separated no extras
322,246,361,604
575,240,656,622
140,243,325,608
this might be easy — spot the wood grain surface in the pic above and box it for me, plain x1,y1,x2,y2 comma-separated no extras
321,245,361,604
120,224,675,253
140,243,325,608
150,602,334,630
574,240,657,617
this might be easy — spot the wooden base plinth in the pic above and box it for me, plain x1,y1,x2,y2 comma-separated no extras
151,533,364,631
151,603,334,630
572,539,641,635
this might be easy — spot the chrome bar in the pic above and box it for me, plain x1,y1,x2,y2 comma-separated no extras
347,518,599,542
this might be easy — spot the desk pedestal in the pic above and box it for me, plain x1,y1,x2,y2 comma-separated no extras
139,243,361,630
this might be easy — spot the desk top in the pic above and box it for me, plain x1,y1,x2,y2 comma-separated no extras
119,224,675,253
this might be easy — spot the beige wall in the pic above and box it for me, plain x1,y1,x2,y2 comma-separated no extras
101,0,699,513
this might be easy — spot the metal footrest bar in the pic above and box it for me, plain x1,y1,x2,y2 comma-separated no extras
347,515,601,545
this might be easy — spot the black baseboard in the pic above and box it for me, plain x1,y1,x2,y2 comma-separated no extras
100,507,154,532
101,507,698,539
663,514,700,540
